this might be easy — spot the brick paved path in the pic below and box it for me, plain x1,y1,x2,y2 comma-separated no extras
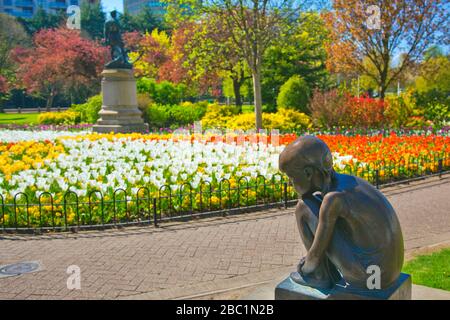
0,176,449,300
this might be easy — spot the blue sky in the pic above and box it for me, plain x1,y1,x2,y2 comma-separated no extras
98,0,448,56
102,0,124,13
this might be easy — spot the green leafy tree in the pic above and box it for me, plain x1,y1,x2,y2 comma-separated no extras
18,7,64,35
222,77,251,105
134,5,166,33
414,50,450,125
80,0,106,40
423,45,444,60
415,55,450,94
119,6,166,34
0,14,29,75
326,0,449,99
119,10,139,33
183,14,250,110
348,57,380,97
165,0,314,129
262,12,330,108
0,13,29,108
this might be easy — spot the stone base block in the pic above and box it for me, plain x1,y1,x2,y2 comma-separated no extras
92,123,149,134
275,273,411,300
93,68,149,134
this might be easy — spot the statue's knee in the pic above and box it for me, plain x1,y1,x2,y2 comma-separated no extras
296,202,318,232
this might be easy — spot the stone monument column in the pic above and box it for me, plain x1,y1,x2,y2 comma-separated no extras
94,10,149,134
93,68,148,133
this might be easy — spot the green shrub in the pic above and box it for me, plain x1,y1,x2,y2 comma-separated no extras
270,108,311,131
414,89,450,126
384,88,450,128
384,90,425,128
144,104,171,128
201,104,240,129
156,81,187,105
424,102,450,127
70,94,102,124
144,101,208,129
38,110,81,125
415,89,449,108
277,75,310,113
202,106,310,131
170,101,208,125
137,77,156,96
137,77,187,105
262,104,277,113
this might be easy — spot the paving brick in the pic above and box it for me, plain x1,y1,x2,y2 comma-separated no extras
0,177,449,299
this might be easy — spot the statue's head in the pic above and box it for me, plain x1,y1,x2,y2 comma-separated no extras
279,136,334,196
110,10,118,19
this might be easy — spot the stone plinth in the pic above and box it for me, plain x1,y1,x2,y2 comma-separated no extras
93,68,149,133
275,273,412,300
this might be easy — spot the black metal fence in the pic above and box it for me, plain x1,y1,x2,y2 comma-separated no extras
3,107,69,114
0,154,448,233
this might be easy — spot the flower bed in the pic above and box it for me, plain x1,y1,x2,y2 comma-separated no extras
0,123,94,131
0,130,448,229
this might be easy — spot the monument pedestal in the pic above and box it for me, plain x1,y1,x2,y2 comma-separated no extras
93,68,149,134
275,273,412,300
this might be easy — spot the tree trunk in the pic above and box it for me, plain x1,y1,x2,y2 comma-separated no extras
379,48,390,100
379,71,387,99
232,77,243,113
379,83,388,99
252,66,263,130
46,89,55,112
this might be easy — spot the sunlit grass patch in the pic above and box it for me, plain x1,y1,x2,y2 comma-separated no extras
403,248,450,291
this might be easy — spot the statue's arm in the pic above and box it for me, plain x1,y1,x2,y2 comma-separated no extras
302,192,347,273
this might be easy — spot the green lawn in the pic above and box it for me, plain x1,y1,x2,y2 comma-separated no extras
402,248,450,291
0,113,39,125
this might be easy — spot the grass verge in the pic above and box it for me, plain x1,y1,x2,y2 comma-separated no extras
402,248,450,291
0,113,39,125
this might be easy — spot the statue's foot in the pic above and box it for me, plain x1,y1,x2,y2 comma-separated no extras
105,59,133,69
290,271,334,290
